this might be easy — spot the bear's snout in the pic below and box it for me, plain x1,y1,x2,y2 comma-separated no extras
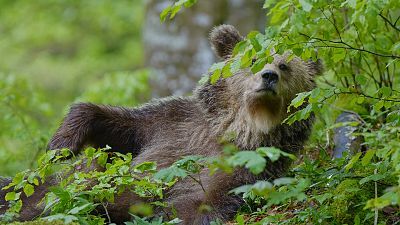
255,69,279,95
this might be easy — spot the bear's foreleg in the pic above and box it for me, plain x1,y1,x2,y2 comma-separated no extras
48,103,143,156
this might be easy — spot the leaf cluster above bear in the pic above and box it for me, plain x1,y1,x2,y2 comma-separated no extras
0,25,322,224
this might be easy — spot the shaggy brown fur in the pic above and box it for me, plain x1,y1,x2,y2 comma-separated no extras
0,25,322,224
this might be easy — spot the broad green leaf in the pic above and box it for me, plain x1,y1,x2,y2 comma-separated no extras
359,174,386,185
43,214,79,224
273,177,296,186
364,197,391,210
133,162,157,173
236,214,245,225
289,91,311,110
344,152,362,172
169,5,182,19
49,187,71,201
210,69,221,84
160,5,171,22
332,49,346,63
251,58,266,73
314,193,333,204
355,74,367,85
228,151,266,175
97,152,108,167
222,62,233,78
154,166,187,182
293,48,303,56
374,100,384,111
68,203,93,215
263,0,277,9
257,147,296,161
251,180,273,196
23,184,34,197
380,86,392,98
299,0,313,12
361,150,375,166
5,191,20,201
229,184,252,195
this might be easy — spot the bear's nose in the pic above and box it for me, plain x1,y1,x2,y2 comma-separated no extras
261,70,279,85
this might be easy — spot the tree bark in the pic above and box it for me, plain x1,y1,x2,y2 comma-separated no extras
143,0,265,97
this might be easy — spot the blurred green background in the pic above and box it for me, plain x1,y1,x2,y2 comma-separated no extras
0,0,148,175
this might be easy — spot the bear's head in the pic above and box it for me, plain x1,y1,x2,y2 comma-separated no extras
197,25,323,146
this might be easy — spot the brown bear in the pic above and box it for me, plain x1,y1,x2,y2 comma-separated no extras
0,25,322,224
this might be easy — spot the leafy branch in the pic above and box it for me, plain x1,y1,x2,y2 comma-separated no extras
379,12,400,32
299,33,400,59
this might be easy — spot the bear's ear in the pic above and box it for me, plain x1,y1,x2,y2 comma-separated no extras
209,24,243,59
306,59,324,76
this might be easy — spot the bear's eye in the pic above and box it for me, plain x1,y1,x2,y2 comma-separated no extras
278,63,288,71
251,58,257,65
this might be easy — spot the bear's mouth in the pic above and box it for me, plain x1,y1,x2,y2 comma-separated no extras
255,87,277,96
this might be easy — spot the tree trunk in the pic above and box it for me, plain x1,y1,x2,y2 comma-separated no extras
143,0,265,97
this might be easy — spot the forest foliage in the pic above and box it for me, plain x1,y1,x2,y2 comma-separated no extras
1,0,400,224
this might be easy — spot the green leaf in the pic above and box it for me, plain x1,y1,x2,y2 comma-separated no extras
169,5,182,20
49,187,71,201
355,74,367,85
251,180,273,196
293,48,303,56
233,40,249,56
257,147,296,161
263,0,276,9
314,193,333,204
23,184,34,197
236,214,245,225
229,184,252,195
374,100,384,111
133,162,157,173
240,49,255,68
249,37,262,52
251,58,266,73
332,49,346,63
344,152,362,172
210,69,221,84
289,91,311,110
273,177,296,186
43,213,79,224
359,174,386,185
380,86,392,97
299,0,313,12
68,203,93,214
222,62,233,78
228,151,266,175
97,152,108,167
364,197,391,210
361,150,375,166
5,191,20,201
84,147,95,158
160,5,171,22
154,166,187,182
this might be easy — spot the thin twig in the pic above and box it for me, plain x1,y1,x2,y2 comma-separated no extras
313,45,400,59
394,15,400,26
379,13,400,32
102,202,111,224
339,91,400,102
299,33,400,59
374,169,378,225
188,174,206,193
